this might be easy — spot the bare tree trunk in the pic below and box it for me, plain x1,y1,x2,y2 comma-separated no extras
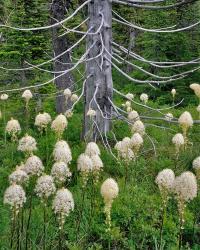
50,0,74,114
125,28,137,73
83,0,113,141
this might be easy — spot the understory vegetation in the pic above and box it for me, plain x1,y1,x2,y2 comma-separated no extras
0,88,200,249
0,0,200,250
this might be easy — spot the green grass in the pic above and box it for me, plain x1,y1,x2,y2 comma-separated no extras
0,91,200,250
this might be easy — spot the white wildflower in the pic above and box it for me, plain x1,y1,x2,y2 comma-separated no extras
192,156,200,178
131,120,145,135
52,188,74,229
172,133,184,157
155,169,175,202
51,114,68,139
140,93,148,104
77,153,93,173
35,175,56,200
125,93,134,100
24,155,44,176
130,133,143,155
4,183,26,215
18,134,37,154
101,178,119,230
53,140,72,164
126,106,132,113
125,101,131,108
35,112,51,131
178,111,193,140
65,110,73,118
51,161,72,184
171,88,176,98
165,113,173,121
9,166,29,185
128,110,140,122
71,94,79,103
63,88,72,98
190,83,200,99
85,142,100,157
6,118,21,140
22,90,33,106
87,108,96,117
77,153,93,186
174,171,197,230
114,138,135,162
174,171,197,202
91,155,103,171
0,93,8,100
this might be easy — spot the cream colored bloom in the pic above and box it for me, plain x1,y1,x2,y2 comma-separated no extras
165,113,173,121
125,93,134,100
130,133,143,154
9,166,29,185
172,133,184,147
85,142,100,157
51,161,72,184
190,83,200,98
172,133,185,157
53,140,72,164
4,183,26,213
140,93,148,104
35,112,51,130
22,89,33,102
192,157,200,178
6,118,21,139
101,178,119,203
51,114,68,138
63,88,72,98
155,169,175,197
101,178,119,230
125,101,131,108
128,110,140,122
65,110,73,118
24,155,44,176
0,93,8,100
71,94,79,103
171,88,176,98
114,138,135,162
77,153,93,173
126,107,132,113
91,155,103,171
87,109,96,117
52,188,74,229
35,175,56,200
174,171,197,202
18,134,37,154
178,111,193,139
131,120,145,135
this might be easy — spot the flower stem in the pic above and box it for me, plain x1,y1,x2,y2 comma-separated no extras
25,191,33,250
10,209,16,249
159,204,166,249
178,203,185,250
76,187,85,240
43,203,46,250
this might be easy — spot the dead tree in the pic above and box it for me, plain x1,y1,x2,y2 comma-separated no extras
50,0,74,113
83,0,113,140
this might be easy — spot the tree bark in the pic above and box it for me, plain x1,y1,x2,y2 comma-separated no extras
83,0,113,141
50,0,74,114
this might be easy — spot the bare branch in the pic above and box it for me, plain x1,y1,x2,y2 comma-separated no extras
113,0,198,10
113,10,200,33
0,0,91,31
